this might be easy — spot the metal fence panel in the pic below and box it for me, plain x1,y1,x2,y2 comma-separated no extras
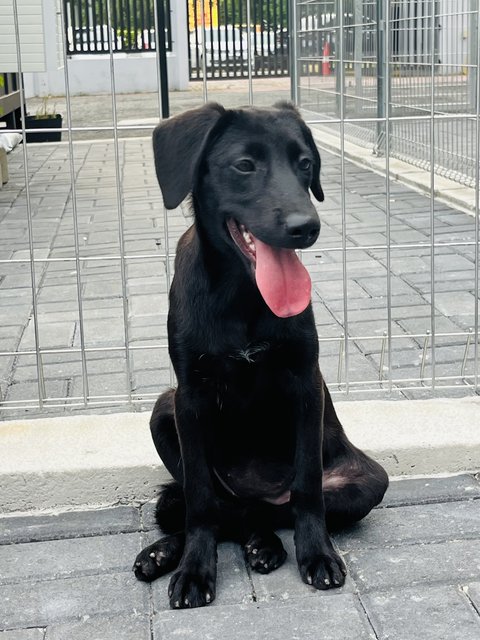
294,0,479,396
296,0,478,186
0,0,478,417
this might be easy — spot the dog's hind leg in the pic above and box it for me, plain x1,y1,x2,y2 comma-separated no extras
322,382,389,530
134,483,187,582
134,390,187,583
150,389,184,484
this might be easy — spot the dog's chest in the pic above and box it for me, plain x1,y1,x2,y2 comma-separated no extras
229,341,270,364
194,341,274,388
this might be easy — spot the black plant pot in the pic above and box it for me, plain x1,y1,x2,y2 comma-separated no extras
24,114,63,143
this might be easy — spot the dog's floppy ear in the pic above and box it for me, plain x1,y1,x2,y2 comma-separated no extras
301,124,325,202
273,101,325,203
152,102,225,209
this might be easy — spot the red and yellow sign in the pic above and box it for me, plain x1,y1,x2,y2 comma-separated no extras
188,0,218,30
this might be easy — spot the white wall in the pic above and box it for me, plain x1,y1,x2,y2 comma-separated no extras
0,0,46,73
23,0,189,97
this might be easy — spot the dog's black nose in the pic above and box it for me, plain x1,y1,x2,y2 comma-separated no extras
284,213,320,246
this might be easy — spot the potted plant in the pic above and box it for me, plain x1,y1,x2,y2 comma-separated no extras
23,96,63,143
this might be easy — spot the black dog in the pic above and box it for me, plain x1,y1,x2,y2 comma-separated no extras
133,102,388,608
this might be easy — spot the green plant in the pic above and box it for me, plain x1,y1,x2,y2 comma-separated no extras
34,96,60,120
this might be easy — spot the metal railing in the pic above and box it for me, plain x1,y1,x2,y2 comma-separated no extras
63,0,172,54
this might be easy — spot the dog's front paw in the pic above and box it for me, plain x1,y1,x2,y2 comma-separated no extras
133,534,183,583
168,568,216,609
298,550,347,590
244,531,287,574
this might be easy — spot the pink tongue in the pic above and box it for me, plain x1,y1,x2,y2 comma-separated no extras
253,235,312,318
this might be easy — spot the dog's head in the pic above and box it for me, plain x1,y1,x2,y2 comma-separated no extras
152,102,324,318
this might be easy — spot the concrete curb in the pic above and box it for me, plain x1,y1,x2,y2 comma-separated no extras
311,128,477,217
1,396,479,513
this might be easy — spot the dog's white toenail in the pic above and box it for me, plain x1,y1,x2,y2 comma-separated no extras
149,552,155,558
307,575,312,585
206,593,211,603
252,548,258,554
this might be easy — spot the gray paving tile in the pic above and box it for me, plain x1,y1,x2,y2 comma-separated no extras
0,506,140,544
18,320,76,350
0,630,45,639
333,500,480,551
152,594,376,640
426,291,477,316
466,582,480,611
4,380,67,404
0,572,148,630
361,585,480,640
355,276,417,298
45,614,150,640
140,500,158,530
0,533,142,585
314,280,370,301
381,474,480,507
346,539,480,591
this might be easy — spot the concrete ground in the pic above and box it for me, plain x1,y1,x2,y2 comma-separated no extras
1,82,479,637
1,474,480,638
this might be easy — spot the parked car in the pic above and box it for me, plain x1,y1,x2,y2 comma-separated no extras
190,26,253,71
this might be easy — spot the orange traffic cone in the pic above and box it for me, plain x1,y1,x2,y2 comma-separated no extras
322,40,331,76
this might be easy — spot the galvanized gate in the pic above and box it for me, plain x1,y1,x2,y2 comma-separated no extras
188,0,290,79
63,0,172,53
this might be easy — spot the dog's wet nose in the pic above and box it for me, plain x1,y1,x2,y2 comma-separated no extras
284,213,320,246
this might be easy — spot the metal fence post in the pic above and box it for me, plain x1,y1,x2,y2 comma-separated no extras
375,0,386,153
335,0,345,118
469,0,479,110
354,0,363,101
289,0,299,104
154,0,170,118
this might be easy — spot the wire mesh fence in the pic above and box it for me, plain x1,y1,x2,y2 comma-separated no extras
0,0,478,417
297,0,479,186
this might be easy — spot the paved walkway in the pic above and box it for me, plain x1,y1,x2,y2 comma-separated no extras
1,474,480,638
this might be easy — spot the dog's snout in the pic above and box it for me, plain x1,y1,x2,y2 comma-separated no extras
284,213,320,246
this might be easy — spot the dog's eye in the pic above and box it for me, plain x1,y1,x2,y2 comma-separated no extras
299,158,312,171
234,159,255,173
